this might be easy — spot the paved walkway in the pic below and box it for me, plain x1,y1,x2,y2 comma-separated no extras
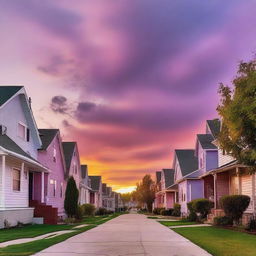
35,214,211,256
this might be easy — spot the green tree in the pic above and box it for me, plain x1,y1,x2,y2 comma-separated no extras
217,59,256,170
134,175,155,212
64,176,79,217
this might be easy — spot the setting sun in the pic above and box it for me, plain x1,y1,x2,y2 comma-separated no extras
115,186,136,194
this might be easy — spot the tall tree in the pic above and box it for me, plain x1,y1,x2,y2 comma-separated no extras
64,176,79,217
217,59,256,170
134,175,155,212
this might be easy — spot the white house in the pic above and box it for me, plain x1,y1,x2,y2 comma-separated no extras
0,86,48,228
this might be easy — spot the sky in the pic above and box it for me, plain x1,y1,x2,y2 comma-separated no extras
0,0,256,192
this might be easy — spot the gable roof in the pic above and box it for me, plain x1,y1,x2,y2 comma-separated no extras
207,119,220,138
62,142,76,171
197,134,217,150
89,176,101,191
81,165,88,179
38,129,59,150
0,134,36,161
162,169,174,188
175,149,198,177
156,171,162,183
0,86,23,107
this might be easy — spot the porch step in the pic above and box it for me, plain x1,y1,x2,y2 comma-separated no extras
29,200,58,225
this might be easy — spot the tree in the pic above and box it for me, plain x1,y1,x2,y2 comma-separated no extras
134,175,155,212
217,59,256,170
64,176,79,218
121,192,132,205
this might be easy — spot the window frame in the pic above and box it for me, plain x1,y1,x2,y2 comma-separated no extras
13,168,21,192
17,122,27,141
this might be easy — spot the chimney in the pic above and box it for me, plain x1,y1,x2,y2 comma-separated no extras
29,97,32,109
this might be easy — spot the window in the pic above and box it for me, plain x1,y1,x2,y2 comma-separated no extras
60,182,63,197
13,168,21,191
73,162,77,174
53,180,57,197
53,147,57,162
18,123,26,140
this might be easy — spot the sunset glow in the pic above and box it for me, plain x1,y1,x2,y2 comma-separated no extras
115,186,136,194
0,1,256,190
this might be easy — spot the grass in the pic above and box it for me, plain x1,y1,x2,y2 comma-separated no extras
159,221,196,226
175,226,256,256
0,212,124,256
147,216,159,219
0,224,73,243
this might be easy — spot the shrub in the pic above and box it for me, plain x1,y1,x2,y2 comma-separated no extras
64,176,79,218
220,195,250,225
214,216,233,226
153,208,165,215
246,217,256,231
82,204,96,216
187,211,198,221
95,207,108,216
172,203,181,216
75,205,83,220
63,218,76,224
160,209,173,216
192,198,214,219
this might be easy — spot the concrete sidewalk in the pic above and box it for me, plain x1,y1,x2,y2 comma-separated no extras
35,214,211,256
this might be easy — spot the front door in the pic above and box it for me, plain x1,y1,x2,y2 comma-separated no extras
29,172,33,201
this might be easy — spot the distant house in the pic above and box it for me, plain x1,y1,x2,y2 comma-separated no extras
102,184,115,211
37,129,67,219
0,86,48,228
173,149,202,216
80,165,91,205
62,142,81,191
154,169,177,209
89,176,102,208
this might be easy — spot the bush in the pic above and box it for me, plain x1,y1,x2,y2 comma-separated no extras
220,195,250,224
64,176,79,218
246,217,256,231
153,207,164,215
187,201,197,221
63,218,76,224
192,198,214,219
160,209,173,216
214,216,233,226
172,203,181,216
95,207,108,216
82,204,96,216
75,205,83,220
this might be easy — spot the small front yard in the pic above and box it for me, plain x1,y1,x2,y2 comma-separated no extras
175,226,256,256
159,221,196,226
0,213,124,256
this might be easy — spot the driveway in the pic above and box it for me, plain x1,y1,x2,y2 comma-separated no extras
35,214,211,256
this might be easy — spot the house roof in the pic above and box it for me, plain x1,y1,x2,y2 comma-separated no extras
175,149,198,177
0,86,23,107
156,171,162,183
89,176,101,191
162,169,174,188
207,119,220,138
0,134,36,161
81,165,88,179
102,183,107,194
38,129,59,150
62,142,76,171
197,134,217,150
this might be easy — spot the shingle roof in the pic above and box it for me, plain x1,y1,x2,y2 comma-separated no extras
0,86,23,106
175,149,198,177
0,134,36,161
207,119,220,138
38,129,59,150
89,176,101,191
102,183,107,194
62,142,76,171
81,165,88,179
184,169,205,179
162,169,174,188
156,171,162,183
197,134,217,150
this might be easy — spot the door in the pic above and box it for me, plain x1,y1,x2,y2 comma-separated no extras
29,172,34,201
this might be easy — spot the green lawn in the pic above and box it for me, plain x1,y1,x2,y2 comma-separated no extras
0,213,124,256
0,224,73,243
159,221,196,226
175,226,256,256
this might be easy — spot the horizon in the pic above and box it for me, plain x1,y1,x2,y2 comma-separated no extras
0,1,256,192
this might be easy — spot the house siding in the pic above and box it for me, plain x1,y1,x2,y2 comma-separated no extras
218,150,235,167
241,174,253,213
206,151,218,171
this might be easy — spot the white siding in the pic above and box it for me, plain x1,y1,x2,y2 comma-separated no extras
4,159,29,208
241,175,253,213
218,149,235,167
